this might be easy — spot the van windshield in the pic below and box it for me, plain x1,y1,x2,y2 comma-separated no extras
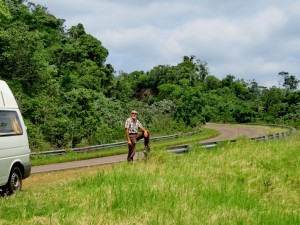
0,111,23,136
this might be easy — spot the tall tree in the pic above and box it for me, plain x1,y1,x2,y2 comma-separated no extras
0,0,11,20
278,71,299,91
195,58,209,82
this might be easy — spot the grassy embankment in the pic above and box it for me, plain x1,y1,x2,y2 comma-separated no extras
0,126,298,224
30,125,289,166
30,127,219,166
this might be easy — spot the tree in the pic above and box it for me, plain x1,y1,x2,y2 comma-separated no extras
260,86,285,121
0,0,12,21
147,65,171,87
177,55,207,86
157,83,180,101
204,75,221,91
195,58,209,82
111,71,136,101
0,22,50,93
278,71,299,91
171,86,206,126
68,23,86,39
232,79,250,100
247,80,262,99
221,74,235,87
233,102,256,123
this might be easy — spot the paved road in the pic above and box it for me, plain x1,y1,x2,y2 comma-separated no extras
31,124,267,174
202,123,267,143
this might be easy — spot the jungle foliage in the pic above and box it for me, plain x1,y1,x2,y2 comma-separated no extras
1,1,299,151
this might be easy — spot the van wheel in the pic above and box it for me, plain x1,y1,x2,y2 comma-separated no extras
7,166,22,195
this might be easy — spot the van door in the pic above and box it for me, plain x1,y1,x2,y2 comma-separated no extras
0,110,30,186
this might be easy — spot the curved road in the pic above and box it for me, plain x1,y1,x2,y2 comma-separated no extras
202,123,267,143
31,124,267,174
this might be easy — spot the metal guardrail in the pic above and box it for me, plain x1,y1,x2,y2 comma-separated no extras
31,124,297,156
31,134,180,156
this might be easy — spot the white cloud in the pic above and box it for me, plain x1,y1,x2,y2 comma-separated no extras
30,0,300,87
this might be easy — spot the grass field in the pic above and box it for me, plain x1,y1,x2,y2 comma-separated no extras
30,127,219,166
0,128,298,224
30,124,289,167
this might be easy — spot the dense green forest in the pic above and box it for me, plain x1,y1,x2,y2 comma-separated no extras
1,1,299,151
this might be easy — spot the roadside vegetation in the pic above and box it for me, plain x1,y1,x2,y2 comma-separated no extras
1,132,299,224
1,2,299,224
30,127,218,166
30,125,290,166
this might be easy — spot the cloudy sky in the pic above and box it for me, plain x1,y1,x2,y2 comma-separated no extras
30,0,300,87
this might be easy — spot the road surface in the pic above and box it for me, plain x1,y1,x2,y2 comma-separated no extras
202,123,267,143
31,124,267,174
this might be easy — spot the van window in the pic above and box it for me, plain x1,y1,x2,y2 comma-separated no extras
0,111,23,136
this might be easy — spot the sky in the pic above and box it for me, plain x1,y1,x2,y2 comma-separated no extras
30,0,300,88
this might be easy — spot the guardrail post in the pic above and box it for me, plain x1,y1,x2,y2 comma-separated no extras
264,135,268,141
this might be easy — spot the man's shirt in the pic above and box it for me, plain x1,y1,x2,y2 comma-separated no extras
125,118,143,134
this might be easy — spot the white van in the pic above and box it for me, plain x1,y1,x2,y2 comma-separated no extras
0,80,31,195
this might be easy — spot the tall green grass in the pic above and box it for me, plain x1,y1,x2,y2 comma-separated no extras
1,132,299,224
